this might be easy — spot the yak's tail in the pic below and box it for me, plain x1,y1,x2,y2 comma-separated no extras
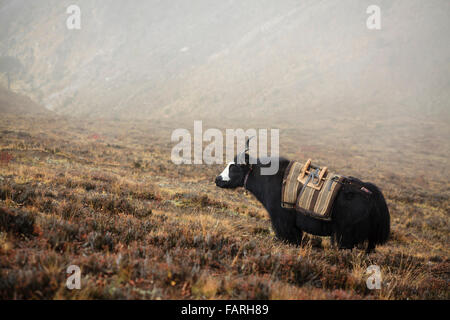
364,182,390,245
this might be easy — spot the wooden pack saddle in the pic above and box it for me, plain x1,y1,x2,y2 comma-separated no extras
281,159,344,221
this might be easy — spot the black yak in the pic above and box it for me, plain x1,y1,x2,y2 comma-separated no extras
215,151,390,253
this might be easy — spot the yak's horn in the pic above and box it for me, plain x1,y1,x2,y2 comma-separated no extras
245,136,255,152
236,136,255,164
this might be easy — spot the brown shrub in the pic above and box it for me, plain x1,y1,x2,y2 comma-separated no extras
0,207,35,237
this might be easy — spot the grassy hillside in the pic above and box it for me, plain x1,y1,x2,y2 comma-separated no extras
0,114,448,299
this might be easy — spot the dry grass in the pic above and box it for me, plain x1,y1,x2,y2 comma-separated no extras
0,114,448,299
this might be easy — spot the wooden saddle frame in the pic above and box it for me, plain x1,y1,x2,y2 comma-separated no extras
297,159,328,191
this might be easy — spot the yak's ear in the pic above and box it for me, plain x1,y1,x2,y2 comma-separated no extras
244,152,250,165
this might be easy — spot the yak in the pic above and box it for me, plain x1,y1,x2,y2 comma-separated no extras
215,148,390,253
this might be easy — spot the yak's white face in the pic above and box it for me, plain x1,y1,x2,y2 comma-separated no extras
218,162,234,181
215,161,248,189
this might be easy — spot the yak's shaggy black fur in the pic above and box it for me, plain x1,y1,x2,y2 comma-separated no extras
216,156,390,252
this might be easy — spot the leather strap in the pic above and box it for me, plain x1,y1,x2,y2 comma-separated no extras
243,165,253,190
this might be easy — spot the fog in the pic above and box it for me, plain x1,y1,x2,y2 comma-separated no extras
0,0,448,123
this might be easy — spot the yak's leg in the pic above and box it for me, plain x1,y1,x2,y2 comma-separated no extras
330,233,336,248
335,228,355,250
366,239,376,254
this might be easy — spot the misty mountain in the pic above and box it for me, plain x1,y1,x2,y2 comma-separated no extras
1,0,449,122
0,85,48,114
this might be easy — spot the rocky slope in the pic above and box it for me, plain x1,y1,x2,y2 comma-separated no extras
0,85,49,114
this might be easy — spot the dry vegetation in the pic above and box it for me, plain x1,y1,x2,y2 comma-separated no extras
0,114,448,300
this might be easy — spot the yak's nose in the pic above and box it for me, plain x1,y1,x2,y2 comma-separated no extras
215,176,222,185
